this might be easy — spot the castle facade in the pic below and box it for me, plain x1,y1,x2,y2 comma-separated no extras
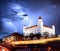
23,16,55,37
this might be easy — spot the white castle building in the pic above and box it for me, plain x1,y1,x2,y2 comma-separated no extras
23,16,55,37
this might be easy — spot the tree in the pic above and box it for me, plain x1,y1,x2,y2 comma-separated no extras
30,33,34,40
43,32,49,38
34,33,41,39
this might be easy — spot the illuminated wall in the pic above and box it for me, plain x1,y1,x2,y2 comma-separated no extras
23,16,55,37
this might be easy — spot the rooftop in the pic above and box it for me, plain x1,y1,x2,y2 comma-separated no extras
38,16,42,19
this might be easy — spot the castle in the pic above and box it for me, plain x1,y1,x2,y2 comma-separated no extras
23,16,55,37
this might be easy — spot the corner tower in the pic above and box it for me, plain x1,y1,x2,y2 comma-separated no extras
52,25,55,35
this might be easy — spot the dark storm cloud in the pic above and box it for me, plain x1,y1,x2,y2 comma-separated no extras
51,0,60,5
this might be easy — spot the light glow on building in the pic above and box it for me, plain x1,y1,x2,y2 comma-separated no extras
23,16,55,37
2,49,5,51
10,38,60,46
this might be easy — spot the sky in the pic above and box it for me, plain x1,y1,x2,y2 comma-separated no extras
0,0,60,38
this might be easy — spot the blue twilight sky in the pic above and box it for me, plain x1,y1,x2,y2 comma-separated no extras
0,0,60,38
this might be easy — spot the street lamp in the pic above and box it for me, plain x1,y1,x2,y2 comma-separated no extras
2,49,5,51
47,47,51,51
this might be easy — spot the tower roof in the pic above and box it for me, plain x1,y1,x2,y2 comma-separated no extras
24,25,26,26
38,16,42,19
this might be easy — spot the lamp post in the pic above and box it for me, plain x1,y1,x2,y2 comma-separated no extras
47,47,51,51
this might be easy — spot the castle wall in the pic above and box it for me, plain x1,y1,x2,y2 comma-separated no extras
52,25,55,34
43,26,53,37
24,27,37,36
23,16,55,37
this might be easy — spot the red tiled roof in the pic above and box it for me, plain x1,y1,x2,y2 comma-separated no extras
44,25,52,28
38,16,42,19
25,25,52,29
25,25,37,29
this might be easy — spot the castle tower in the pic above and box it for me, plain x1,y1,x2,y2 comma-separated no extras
37,16,43,36
52,25,55,35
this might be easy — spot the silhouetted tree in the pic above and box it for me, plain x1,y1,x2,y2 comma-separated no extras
30,33,34,40
34,33,41,39
43,32,49,38
55,34,58,37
